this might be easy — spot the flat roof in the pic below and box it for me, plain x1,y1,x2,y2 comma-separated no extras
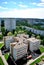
13,42,27,49
27,38,40,43
4,36,13,40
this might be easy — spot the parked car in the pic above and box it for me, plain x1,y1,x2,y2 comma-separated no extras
27,55,32,59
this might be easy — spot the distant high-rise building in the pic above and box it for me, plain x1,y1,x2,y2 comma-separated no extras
0,18,16,31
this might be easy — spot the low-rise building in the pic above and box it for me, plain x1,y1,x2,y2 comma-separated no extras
10,42,28,60
27,38,40,52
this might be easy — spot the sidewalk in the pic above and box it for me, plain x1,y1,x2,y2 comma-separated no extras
0,50,8,65
26,53,44,65
0,40,4,43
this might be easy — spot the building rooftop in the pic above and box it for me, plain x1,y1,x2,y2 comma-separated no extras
17,34,29,39
4,36,14,40
11,42,27,49
10,42,17,47
27,38,40,43
13,37,21,42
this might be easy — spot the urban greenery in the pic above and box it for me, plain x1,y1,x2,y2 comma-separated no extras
0,34,3,40
40,45,44,53
7,32,13,36
4,53,10,60
14,26,27,36
1,27,6,36
1,24,44,45
0,57,4,65
30,55,44,65
16,20,44,30
0,43,4,49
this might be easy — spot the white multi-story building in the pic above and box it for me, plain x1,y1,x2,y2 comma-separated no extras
27,38,40,52
4,36,14,49
10,42,27,60
0,18,16,31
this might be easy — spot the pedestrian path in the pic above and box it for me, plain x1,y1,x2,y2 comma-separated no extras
0,50,8,65
0,41,4,43
26,53,44,65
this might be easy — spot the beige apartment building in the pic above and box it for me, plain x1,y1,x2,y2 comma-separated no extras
27,38,40,52
10,42,28,60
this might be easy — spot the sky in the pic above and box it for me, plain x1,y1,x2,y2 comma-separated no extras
0,0,44,18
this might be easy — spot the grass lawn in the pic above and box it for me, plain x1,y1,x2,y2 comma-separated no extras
0,57,4,65
0,43,4,49
40,45,44,53
4,53,10,60
30,56,44,65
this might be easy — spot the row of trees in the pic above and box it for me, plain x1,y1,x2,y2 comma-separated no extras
16,20,44,30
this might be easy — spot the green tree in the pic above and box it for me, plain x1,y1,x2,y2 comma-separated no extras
0,34,3,40
1,27,5,36
7,32,13,36
41,38,44,45
36,35,40,39
14,31,17,36
31,34,35,37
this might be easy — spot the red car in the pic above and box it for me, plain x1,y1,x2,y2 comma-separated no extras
27,55,32,59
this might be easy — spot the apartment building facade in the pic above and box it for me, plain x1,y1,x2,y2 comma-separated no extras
4,36,14,49
0,18,16,31
27,38,40,52
10,42,28,60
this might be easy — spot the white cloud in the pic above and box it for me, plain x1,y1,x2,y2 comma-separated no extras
3,2,8,4
0,6,8,9
41,0,44,2
18,4,28,8
31,2,44,7
3,1,16,5
0,8,44,19
37,2,44,6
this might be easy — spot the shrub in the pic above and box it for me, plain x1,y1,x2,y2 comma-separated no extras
31,34,35,37
36,35,40,39
7,32,13,36
0,34,3,40
14,31,17,36
41,38,44,45
1,27,5,36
